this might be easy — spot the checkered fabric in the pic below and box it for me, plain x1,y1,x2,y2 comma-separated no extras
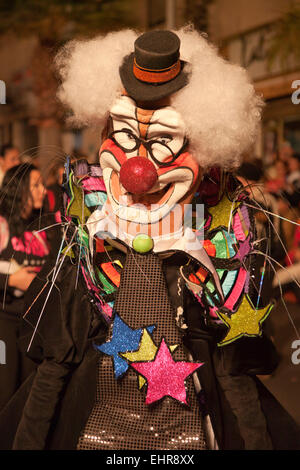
77,250,206,450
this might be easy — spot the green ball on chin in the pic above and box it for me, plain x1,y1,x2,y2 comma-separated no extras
132,234,154,253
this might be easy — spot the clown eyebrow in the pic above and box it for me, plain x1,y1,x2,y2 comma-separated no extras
119,127,138,136
149,133,173,140
111,114,152,130
135,119,155,126
118,128,173,143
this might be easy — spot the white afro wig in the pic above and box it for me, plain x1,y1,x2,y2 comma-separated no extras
55,29,138,127
171,26,264,169
56,26,263,169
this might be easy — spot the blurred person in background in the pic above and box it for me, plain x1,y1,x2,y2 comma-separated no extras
265,159,287,194
44,162,64,218
0,163,52,410
284,152,300,209
45,162,65,188
278,141,294,164
236,160,281,243
264,149,299,250
272,212,300,303
0,145,21,187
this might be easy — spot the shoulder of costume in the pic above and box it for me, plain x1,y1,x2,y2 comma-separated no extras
59,158,116,325
185,168,273,346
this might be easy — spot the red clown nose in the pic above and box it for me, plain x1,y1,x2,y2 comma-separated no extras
119,157,158,194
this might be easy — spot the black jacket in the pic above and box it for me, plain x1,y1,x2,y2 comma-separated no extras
0,254,299,450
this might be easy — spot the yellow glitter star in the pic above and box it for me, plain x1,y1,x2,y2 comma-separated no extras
61,245,75,258
67,178,91,224
217,295,273,346
120,329,178,389
208,194,240,232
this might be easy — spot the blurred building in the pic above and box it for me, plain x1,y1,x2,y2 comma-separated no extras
0,0,300,172
0,0,188,172
0,33,100,172
208,0,300,162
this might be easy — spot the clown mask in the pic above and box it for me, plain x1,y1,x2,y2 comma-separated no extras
99,95,200,240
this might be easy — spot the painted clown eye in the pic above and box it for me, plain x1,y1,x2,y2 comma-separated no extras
157,135,172,145
111,129,139,151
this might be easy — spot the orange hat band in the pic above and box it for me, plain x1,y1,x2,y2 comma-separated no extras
133,59,181,84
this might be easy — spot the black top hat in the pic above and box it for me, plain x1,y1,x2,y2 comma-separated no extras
119,30,189,103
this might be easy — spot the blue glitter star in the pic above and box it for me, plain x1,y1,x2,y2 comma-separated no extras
95,313,155,378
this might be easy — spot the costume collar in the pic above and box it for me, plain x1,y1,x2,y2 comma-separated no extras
86,203,223,302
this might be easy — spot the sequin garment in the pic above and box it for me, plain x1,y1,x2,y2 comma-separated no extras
77,251,206,450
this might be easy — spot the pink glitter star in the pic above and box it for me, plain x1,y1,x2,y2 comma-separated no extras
130,338,203,405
